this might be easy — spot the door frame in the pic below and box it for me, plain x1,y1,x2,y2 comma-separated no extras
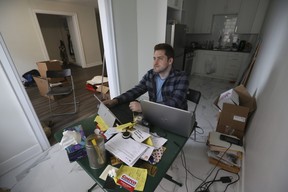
98,0,120,98
31,9,86,67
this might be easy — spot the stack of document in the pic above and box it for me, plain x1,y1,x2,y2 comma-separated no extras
105,133,148,166
207,131,244,173
104,124,167,166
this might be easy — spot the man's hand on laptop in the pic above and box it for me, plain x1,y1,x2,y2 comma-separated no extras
129,101,142,112
103,99,118,108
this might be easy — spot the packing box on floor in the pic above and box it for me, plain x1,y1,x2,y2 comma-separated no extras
36,60,64,83
216,89,239,110
36,60,62,78
214,85,257,139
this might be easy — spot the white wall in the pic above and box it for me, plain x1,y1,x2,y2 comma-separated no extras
244,0,288,191
111,0,138,93
0,0,102,76
137,0,167,80
109,0,167,94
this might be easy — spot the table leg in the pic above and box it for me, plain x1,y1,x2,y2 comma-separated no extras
164,174,183,187
88,183,98,192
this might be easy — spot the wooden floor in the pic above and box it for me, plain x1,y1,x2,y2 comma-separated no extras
25,64,108,145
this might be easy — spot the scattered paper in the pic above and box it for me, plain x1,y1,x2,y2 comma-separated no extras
131,129,151,143
99,165,119,181
104,127,121,140
116,122,134,131
95,116,109,131
150,134,167,149
140,144,155,161
134,124,150,133
86,76,108,85
105,133,148,167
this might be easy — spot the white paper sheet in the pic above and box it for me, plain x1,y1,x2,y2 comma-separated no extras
150,134,167,149
105,133,148,166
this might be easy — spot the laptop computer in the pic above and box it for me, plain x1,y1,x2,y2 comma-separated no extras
94,94,122,126
140,100,195,137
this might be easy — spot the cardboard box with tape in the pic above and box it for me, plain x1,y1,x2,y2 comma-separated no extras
214,85,257,139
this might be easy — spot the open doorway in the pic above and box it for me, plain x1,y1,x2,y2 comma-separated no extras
32,10,86,67
36,14,76,66
26,9,106,145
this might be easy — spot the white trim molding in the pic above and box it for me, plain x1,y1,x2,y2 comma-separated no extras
31,9,86,68
98,0,120,98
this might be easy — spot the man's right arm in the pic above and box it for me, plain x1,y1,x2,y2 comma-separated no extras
102,98,118,108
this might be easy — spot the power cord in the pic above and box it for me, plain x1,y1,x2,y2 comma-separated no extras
180,149,189,192
194,143,232,192
180,150,204,182
190,125,207,143
195,168,239,192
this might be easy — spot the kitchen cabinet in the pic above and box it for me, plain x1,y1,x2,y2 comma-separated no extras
192,50,249,81
236,0,270,34
184,0,241,34
183,0,268,34
181,0,197,33
210,0,241,14
193,0,212,34
168,0,183,10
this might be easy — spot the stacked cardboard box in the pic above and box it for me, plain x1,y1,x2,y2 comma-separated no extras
207,85,256,172
33,60,63,100
214,85,257,139
207,131,244,173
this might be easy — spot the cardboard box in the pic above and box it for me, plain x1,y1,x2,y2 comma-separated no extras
216,103,249,139
215,85,257,139
36,60,64,83
214,85,256,114
208,157,240,173
33,76,60,100
216,89,239,110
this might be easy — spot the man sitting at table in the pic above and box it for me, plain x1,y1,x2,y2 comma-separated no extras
103,43,189,112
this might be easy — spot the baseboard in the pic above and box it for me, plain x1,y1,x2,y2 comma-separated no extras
0,144,42,177
237,153,245,192
84,61,103,68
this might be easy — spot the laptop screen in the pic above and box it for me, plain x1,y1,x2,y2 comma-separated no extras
140,100,195,137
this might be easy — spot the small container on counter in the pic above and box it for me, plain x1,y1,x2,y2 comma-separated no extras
85,134,106,169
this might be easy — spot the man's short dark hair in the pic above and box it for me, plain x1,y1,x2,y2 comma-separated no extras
154,43,174,59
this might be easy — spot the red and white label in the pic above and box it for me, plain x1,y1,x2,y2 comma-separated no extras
117,174,138,192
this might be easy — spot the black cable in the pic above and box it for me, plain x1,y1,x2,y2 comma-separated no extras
223,171,240,192
180,150,204,182
195,126,204,135
180,150,189,192
194,143,232,192
189,126,207,143
196,168,240,192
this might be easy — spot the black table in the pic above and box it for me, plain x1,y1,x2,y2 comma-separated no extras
54,103,190,191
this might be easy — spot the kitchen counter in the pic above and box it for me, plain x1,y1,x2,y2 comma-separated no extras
193,48,251,53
